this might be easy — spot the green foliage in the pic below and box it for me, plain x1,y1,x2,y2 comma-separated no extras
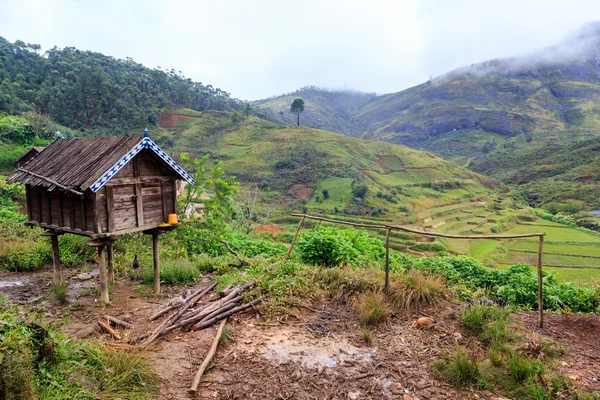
290,98,305,126
433,348,480,387
294,226,384,267
140,259,199,285
0,240,51,271
508,352,544,383
58,234,95,266
387,270,445,311
0,37,241,132
227,234,287,258
407,256,599,312
462,305,514,345
0,302,158,399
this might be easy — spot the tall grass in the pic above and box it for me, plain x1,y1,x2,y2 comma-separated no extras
356,291,389,327
387,270,445,311
140,259,200,284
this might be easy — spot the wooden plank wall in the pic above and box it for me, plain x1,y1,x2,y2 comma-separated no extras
26,185,97,233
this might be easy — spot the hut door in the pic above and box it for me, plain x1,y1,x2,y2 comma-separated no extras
111,184,139,230
142,182,166,225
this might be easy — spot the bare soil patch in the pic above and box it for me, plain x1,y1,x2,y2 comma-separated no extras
160,114,202,128
287,184,313,200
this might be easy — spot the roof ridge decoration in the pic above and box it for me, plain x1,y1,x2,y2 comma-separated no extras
89,137,195,192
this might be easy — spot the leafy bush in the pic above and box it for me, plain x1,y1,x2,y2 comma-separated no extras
228,234,287,258
408,256,599,312
59,234,96,265
0,240,51,271
295,226,384,267
140,259,199,284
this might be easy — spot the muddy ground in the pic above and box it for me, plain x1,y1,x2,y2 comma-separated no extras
1,265,599,399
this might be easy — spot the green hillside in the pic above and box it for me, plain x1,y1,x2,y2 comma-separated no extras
254,23,600,166
0,37,241,134
252,86,377,136
473,137,600,209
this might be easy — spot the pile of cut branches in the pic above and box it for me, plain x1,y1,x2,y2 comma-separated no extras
141,280,262,346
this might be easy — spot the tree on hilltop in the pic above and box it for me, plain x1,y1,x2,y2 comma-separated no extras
290,98,305,126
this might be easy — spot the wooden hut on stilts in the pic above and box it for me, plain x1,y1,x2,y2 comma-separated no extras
7,129,195,304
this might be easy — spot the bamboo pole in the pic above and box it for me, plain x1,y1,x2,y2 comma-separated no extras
98,245,110,304
384,228,391,294
390,225,545,239
537,235,544,328
189,319,227,394
152,233,160,294
290,213,387,229
287,215,306,258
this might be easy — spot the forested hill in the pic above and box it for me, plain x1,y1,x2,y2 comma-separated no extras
0,37,242,133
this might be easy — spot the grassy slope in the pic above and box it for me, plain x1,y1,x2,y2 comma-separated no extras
252,89,377,136
472,137,600,208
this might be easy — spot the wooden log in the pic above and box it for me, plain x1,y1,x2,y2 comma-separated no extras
537,235,544,329
148,303,179,321
107,240,115,285
287,215,306,258
17,168,84,196
189,319,227,394
152,233,160,294
169,285,250,331
384,227,391,294
142,281,217,346
191,297,264,331
50,232,62,285
98,245,110,304
172,295,242,333
98,320,121,339
102,315,134,330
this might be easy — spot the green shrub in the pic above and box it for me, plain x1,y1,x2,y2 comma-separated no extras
228,234,287,258
59,234,95,265
295,226,384,267
433,348,480,387
0,241,51,271
508,352,544,383
140,259,199,284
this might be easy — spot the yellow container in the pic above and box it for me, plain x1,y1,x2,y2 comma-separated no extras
168,213,178,225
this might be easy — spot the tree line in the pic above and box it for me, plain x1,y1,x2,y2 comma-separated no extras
0,37,243,133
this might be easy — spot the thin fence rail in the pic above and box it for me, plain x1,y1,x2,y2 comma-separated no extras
288,213,547,328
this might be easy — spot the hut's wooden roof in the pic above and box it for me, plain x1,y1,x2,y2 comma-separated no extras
7,136,194,194
12,146,46,166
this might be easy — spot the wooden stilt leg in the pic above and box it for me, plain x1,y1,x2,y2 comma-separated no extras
98,245,110,304
50,233,62,285
152,233,160,294
107,240,115,285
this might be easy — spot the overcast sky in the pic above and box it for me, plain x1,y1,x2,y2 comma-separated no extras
1,0,599,100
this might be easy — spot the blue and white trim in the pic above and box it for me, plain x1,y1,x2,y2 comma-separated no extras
90,137,195,192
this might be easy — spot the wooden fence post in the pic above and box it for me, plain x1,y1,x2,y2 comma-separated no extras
384,228,391,294
537,234,545,328
287,215,305,258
